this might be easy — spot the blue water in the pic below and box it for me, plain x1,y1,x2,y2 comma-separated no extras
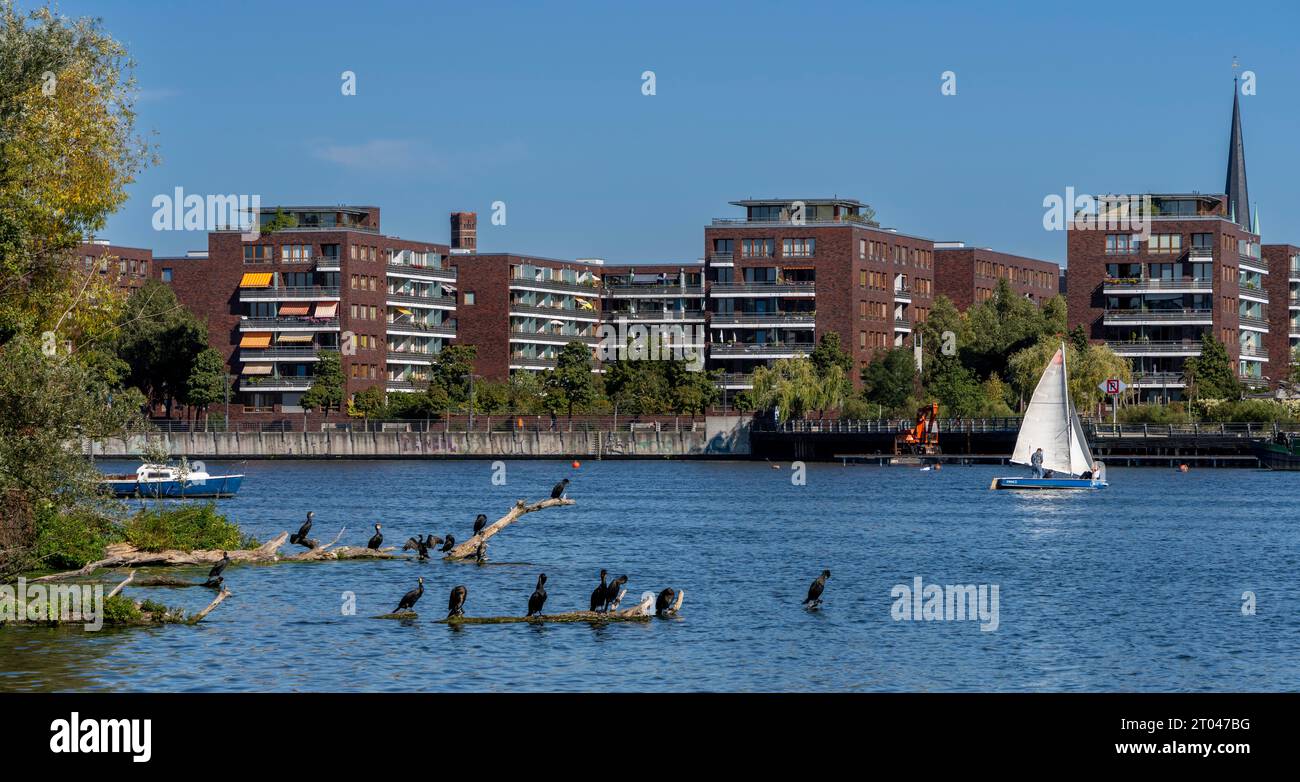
1,460,1297,692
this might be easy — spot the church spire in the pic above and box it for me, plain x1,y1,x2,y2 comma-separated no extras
1225,64,1251,230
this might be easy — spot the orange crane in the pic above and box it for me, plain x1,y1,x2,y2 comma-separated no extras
895,402,941,455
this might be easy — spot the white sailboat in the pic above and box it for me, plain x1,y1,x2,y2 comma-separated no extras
990,344,1107,491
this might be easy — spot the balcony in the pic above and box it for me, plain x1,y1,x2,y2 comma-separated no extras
603,284,705,298
1102,309,1213,326
1106,340,1204,357
508,329,600,346
1290,263,1300,282
238,346,322,362
1101,277,1212,294
1238,314,1269,331
509,356,559,370
386,349,436,365
893,285,912,302
709,282,817,298
510,303,600,321
240,375,314,392
710,312,815,327
386,263,457,282
239,316,339,331
314,255,341,272
894,317,912,332
709,342,813,359
386,320,456,339
1238,344,1269,360
716,372,754,390
1187,247,1214,261
386,291,456,309
708,252,735,266
602,309,706,323
1131,372,1186,388
239,285,341,301
509,275,601,296
386,378,430,392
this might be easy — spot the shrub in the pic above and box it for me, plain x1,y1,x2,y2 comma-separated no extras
1117,403,1192,424
121,503,253,552
31,504,123,571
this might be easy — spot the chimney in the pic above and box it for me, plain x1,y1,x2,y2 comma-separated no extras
450,212,477,253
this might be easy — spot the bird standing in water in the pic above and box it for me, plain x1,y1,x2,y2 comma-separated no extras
367,523,383,550
290,511,314,546
589,569,608,612
447,585,468,618
551,478,570,499
395,577,424,612
655,588,676,617
527,573,548,617
803,569,831,608
208,551,230,581
471,513,488,537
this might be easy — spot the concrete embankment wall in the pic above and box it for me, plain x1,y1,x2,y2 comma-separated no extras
88,417,752,460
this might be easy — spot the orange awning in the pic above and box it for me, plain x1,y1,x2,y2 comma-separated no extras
241,364,273,376
279,303,310,316
314,302,338,317
239,333,272,348
239,272,272,288
276,334,312,344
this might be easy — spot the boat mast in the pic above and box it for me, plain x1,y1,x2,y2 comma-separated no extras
1060,343,1071,469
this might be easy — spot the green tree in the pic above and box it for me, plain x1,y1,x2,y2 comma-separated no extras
665,359,719,417
184,347,226,430
751,358,821,420
1007,337,1131,413
301,351,345,417
544,341,598,418
602,352,670,414
259,208,298,235
809,331,853,378
430,344,478,404
350,385,385,423
860,348,917,413
116,281,209,416
1183,332,1242,401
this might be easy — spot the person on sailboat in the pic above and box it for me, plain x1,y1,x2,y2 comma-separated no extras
1030,448,1044,478
1091,461,1106,482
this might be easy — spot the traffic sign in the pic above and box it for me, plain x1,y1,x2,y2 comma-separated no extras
1099,378,1127,395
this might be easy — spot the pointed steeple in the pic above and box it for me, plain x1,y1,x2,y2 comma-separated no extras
1225,76,1251,230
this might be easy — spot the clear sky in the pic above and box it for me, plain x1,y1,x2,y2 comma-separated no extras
53,0,1300,264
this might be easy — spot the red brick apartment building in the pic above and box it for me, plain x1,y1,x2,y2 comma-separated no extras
1065,85,1275,401
77,240,153,291
1261,243,1298,371
702,198,935,392
933,242,1060,309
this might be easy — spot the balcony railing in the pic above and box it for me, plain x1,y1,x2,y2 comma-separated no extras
239,285,341,300
508,329,600,345
385,291,456,307
509,356,559,369
386,263,457,280
1239,344,1269,359
1102,277,1212,291
385,320,455,336
1131,372,1186,386
602,309,707,322
240,317,339,330
709,282,817,296
240,375,314,390
895,318,912,329
1102,309,1213,322
386,378,430,391
314,255,341,271
709,342,814,357
708,252,736,264
510,303,600,320
893,286,912,297
1238,314,1269,330
602,284,706,297
715,372,754,387
710,312,815,326
238,346,322,361
1106,340,1204,355
509,276,601,295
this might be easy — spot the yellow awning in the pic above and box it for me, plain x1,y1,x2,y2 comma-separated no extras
239,333,272,348
241,363,273,376
240,272,272,288
395,307,413,316
576,298,594,310
276,334,312,344
279,303,310,316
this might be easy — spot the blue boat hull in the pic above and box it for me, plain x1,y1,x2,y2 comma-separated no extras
100,475,243,499
990,477,1106,491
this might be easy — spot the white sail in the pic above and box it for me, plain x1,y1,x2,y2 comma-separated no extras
1010,345,1094,476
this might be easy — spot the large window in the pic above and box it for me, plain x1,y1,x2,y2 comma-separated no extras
741,238,774,258
244,245,273,264
782,238,815,258
1105,234,1138,255
1148,234,1182,255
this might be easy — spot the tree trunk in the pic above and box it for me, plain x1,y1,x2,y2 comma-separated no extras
445,497,575,560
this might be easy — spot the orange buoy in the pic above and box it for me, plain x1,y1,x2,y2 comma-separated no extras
572,460,581,469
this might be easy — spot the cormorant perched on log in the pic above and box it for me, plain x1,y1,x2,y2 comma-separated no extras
402,534,423,552
447,585,467,617
655,588,675,616
589,569,608,612
474,542,487,564
471,513,488,537
290,511,314,545
367,523,383,550
395,576,424,612
203,575,224,590
604,574,628,611
551,478,570,499
207,551,230,581
402,534,433,560
527,573,548,617
439,534,455,553
803,569,830,608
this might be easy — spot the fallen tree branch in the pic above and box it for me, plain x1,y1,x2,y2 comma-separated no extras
105,570,135,599
445,497,576,560
429,589,684,625
186,588,232,624
32,534,291,582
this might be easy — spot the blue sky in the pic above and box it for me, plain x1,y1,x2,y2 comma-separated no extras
56,0,1300,264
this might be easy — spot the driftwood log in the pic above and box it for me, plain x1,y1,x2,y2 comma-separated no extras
374,589,685,624
445,497,576,561
10,571,232,626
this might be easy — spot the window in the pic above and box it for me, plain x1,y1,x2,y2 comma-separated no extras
712,238,733,255
782,238,815,258
464,291,475,305
244,245,273,264
1105,234,1138,255
161,268,173,282
1148,234,1182,255
741,238,774,258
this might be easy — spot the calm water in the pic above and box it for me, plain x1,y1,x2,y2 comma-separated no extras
1,459,1297,692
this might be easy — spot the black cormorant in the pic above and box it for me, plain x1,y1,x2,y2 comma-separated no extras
290,511,314,545
367,523,383,550
439,534,455,553
655,588,675,616
472,513,488,537
395,576,424,612
448,584,467,617
527,573,548,617
804,569,831,607
604,574,628,611
474,542,487,563
589,569,608,612
550,478,570,499
207,551,230,580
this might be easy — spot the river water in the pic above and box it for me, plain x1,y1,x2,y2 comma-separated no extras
1,460,1296,692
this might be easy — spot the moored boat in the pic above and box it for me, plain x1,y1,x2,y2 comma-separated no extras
1251,436,1300,470
98,463,244,499
991,344,1107,491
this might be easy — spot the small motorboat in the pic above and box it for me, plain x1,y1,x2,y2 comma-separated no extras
98,463,244,499
991,344,1107,491
1252,434,1300,470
